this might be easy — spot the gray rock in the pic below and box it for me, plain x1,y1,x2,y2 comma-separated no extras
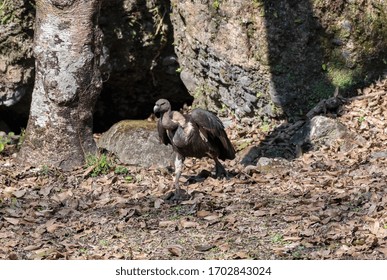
97,120,174,168
244,156,292,174
257,157,292,170
291,116,366,151
370,151,387,159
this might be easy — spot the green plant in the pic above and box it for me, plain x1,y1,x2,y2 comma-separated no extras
99,239,109,247
86,153,113,177
358,115,366,124
124,175,134,182
40,165,50,176
0,0,15,25
18,128,26,148
328,67,358,89
261,122,270,133
0,132,14,153
256,91,263,98
252,0,263,7
212,0,220,10
310,80,335,105
114,166,128,175
79,248,88,254
270,233,284,244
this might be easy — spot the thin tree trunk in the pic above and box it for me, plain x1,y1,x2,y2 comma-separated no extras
19,0,103,170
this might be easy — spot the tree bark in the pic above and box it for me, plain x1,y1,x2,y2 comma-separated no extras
19,0,103,170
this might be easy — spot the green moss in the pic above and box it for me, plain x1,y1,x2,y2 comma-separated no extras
311,80,335,103
323,47,361,91
0,0,15,25
261,122,270,133
116,120,156,131
212,0,220,10
327,66,360,89
252,0,263,8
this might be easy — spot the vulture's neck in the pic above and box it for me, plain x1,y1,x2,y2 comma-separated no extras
161,109,178,130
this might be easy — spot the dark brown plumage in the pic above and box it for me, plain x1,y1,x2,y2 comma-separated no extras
153,99,235,198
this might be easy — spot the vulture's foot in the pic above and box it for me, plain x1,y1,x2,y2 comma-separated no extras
214,160,227,178
164,188,190,203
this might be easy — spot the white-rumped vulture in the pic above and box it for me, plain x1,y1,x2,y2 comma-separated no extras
153,99,235,198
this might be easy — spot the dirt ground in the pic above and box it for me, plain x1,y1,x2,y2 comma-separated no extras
1,80,387,260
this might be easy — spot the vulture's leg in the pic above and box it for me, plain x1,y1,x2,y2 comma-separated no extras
174,153,184,189
214,158,227,178
169,153,188,201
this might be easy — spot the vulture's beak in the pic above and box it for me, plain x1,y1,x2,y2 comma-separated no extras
153,104,161,118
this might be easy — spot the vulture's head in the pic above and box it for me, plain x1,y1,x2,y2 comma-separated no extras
153,99,171,118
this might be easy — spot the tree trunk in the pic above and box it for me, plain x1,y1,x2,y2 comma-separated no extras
19,0,103,170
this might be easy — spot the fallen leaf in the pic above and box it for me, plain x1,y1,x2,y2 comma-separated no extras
203,214,221,221
254,210,266,217
39,185,54,196
197,210,213,218
4,217,19,225
218,242,230,252
167,245,183,257
0,232,14,239
159,220,177,227
233,251,250,259
24,244,43,251
154,198,164,209
194,244,215,252
12,189,26,198
300,229,314,237
284,215,302,222
180,220,199,228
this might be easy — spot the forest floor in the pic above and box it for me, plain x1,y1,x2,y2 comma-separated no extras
1,80,387,260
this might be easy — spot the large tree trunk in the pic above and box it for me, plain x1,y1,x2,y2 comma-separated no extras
19,0,103,170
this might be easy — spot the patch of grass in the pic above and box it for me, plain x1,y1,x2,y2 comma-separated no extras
256,91,264,98
79,248,88,254
328,67,359,89
18,128,26,147
39,165,50,176
310,80,335,106
86,153,114,177
0,132,14,153
114,166,128,175
212,0,220,10
170,213,181,221
236,139,253,151
252,0,263,8
99,239,109,247
11,197,17,206
261,122,271,133
270,233,284,244
291,246,305,259
0,0,15,25
357,115,366,124
125,175,134,182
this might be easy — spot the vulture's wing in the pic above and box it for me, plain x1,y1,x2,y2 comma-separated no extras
190,108,235,160
157,118,171,145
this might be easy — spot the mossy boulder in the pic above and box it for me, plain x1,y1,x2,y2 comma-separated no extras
97,120,174,168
